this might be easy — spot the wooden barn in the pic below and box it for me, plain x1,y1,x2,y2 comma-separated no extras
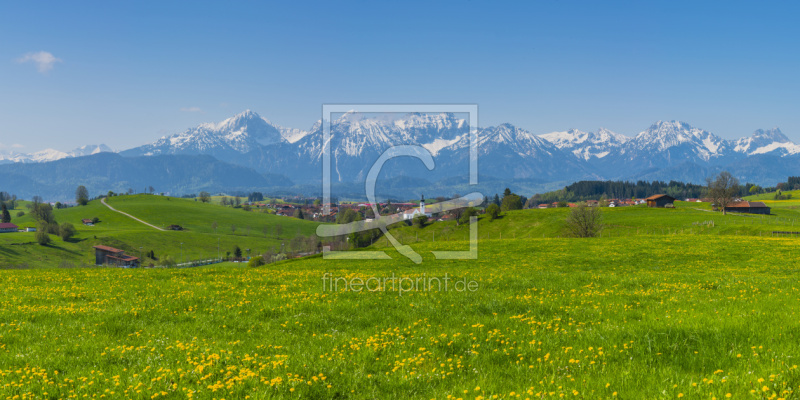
645,194,676,208
93,245,140,267
724,201,771,215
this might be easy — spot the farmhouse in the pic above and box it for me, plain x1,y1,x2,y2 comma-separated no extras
645,194,675,208
0,223,18,233
81,219,94,226
724,201,771,215
93,245,140,267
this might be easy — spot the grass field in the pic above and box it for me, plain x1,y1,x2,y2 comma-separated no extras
745,190,800,201
2,195,800,398
380,200,800,247
1,235,800,399
0,195,320,269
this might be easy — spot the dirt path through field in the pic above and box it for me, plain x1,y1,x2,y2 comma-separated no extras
101,198,166,231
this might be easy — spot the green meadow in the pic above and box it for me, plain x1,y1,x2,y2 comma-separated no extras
0,195,319,268
1,195,800,399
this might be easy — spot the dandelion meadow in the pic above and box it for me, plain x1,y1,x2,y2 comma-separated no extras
2,235,799,399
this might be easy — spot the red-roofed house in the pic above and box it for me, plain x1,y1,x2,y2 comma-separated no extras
93,245,140,267
0,223,18,233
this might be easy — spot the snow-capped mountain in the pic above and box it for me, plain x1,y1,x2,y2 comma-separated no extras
70,144,114,157
7,110,800,192
119,112,799,185
0,144,112,164
623,120,731,162
283,112,472,182
123,110,285,157
733,128,800,156
539,128,629,160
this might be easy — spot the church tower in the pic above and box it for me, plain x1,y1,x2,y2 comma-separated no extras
420,194,425,215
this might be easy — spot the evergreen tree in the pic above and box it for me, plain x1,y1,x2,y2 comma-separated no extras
1,204,10,223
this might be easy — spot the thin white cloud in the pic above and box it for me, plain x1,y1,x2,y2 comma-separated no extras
0,142,23,150
16,51,62,73
180,107,203,113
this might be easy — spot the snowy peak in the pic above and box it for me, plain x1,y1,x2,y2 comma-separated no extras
71,144,113,157
734,127,800,156
127,110,286,156
539,128,629,160
629,120,729,160
323,112,469,157
477,123,558,157
0,144,112,163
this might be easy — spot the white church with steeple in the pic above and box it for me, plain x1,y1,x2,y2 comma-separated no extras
402,194,433,220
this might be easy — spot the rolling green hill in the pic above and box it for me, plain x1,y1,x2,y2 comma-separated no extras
378,200,800,247
5,195,800,269
105,195,318,237
745,189,800,201
1,194,322,268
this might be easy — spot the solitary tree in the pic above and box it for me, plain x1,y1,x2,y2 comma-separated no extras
35,222,51,245
485,203,500,220
231,224,237,234
565,203,603,238
412,214,428,228
459,207,479,225
1,204,10,223
247,255,265,268
198,191,211,203
211,221,218,233
59,222,76,241
293,208,304,219
707,171,740,215
31,203,56,224
233,245,242,258
75,185,89,206
501,193,523,211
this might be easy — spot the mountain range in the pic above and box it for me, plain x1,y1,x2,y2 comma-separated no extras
0,144,113,164
2,110,799,200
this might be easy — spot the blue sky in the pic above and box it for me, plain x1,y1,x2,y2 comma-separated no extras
2,1,800,152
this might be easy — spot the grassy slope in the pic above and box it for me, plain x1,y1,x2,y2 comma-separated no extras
745,189,800,201
380,200,800,247
0,195,321,268
1,235,799,398
105,195,318,237
7,195,800,268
